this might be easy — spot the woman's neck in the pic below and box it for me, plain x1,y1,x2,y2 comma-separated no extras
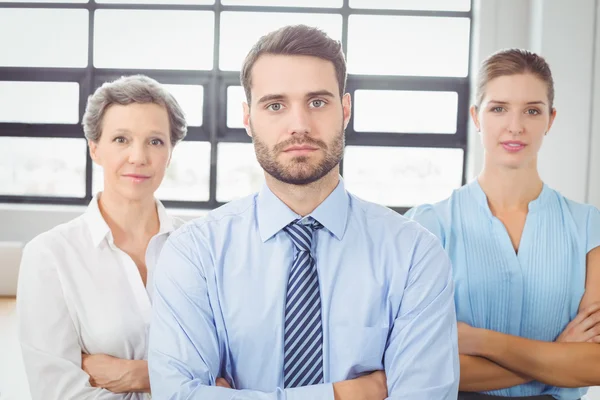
478,162,543,213
97,189,160,245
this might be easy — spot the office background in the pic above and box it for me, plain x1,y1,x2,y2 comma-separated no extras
0,0,599,399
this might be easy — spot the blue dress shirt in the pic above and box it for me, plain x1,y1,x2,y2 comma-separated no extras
148,178,459,400
406,179,600,400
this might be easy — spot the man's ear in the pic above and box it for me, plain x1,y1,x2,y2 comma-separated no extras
243,101,252,138
342,93,351,130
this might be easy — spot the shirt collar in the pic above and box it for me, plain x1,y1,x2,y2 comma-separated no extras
257,176,350,242
468,178,549,217
85,193,175,248
155,199,175,234
85,194,111,247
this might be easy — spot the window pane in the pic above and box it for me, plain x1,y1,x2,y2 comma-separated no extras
343,146,463,207
98,0,212,3
227,86,246,129
163,85,204,127
0,9,88,68
220,12,342,71
0,82,79,124
217,143,264,202
0,0,87,2
94,10,214,70
159,142,211,201
350,0,470,11
93,141,211,201
0,137,86,197
347,15,470,77
354,90,458,134
222,0,341,7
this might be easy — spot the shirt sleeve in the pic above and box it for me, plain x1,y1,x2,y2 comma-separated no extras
587,206,600,253
404,205,446,246
384,234,459,400
148,229,334,400
16,238,122,400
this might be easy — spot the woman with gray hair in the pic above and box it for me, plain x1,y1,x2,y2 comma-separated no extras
16,75,187,400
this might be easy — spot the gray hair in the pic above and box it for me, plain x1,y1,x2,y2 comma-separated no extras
82,75,187,145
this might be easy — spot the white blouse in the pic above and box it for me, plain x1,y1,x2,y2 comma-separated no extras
16,195,184,400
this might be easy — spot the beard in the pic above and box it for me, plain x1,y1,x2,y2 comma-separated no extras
251,122,345,186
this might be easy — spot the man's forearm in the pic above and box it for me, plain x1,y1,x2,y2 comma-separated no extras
477,329,600,388
459,355,531,392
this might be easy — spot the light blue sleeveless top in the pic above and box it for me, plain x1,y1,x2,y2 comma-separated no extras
406,180,600,400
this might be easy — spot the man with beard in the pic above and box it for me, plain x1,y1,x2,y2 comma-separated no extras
148,25,459,400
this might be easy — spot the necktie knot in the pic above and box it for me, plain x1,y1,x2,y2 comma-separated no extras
283,217,323,253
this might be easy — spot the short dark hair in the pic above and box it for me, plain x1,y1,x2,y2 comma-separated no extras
240,24,347,103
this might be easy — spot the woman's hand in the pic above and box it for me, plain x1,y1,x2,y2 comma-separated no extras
458,322,487,356
557,302,600,343
82,354,149,393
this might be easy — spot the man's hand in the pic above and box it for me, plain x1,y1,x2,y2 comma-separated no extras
216,378,231,388
333,370,387,400
557,302,600,343
82,353,149,393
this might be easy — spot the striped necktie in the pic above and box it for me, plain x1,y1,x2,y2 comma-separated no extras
282,217,324,388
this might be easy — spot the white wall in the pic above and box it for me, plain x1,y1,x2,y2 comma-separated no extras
468,0,600,209
535,0,597,203
0,203,85,244
0,203,202,244
589,0,600,207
